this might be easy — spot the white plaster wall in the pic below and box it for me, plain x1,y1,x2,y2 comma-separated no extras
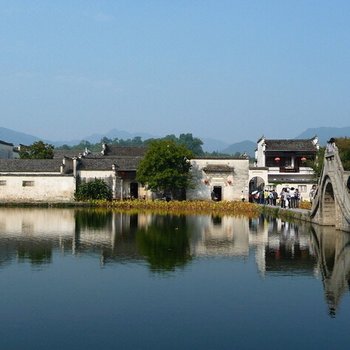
256,138,265,167
249,169,269,188
187,159,249,201
79,170,114,181
0,175,76,201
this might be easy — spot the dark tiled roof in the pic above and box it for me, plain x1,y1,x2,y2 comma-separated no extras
0,159,63,172
203,164,234,172
78,156,143,171
103,145,147,157
265,139,317,152
0,140,14,146
53,150,83,159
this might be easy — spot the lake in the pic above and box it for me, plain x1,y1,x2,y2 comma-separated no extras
0,207,349,349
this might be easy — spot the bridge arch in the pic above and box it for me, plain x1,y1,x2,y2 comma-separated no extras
311,146,350,231
322,178,336,226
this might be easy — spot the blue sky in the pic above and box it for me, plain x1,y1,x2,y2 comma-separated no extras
1,0,349,143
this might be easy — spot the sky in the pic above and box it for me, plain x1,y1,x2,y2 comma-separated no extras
1,0,350,144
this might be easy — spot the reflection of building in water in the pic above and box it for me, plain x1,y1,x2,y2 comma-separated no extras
0,209,315,276
0,209,152,265
74,211,152,262
310,226,350,317
263,218,316,277
0,208,76,266
188,215,250,257
2,208,350,315
187,215,269,273
0,208,75,237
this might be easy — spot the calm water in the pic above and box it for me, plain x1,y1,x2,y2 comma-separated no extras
0,208,350,350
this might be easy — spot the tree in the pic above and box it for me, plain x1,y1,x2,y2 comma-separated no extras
305,147,325,180
163,133,204,156
336,137,350,171
136,139,193,200
19,141,54,159
75,179,112,201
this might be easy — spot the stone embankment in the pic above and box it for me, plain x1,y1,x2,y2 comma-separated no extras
259,204,312,224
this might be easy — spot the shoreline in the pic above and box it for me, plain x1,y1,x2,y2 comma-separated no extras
0,200,313,222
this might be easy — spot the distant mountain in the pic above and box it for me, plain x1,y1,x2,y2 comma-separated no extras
0,127,41,145
201,137,230,153
81,128,156,144
0,126,228,152
221,140,256,157
295,127,350,145
7,126,348,156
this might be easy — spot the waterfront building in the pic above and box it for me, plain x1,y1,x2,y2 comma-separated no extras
249,136,319,200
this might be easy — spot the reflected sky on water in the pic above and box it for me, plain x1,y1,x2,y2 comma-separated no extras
0,208,350,349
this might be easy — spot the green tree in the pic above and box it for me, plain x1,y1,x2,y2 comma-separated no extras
136,139,193,200
305,147,325,180
336,137,350,171
19,141,54,159
163,133,204,156
75,179,112,201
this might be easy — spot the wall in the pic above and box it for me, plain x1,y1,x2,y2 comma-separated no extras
187,158,249,201
0,175,76,202
255,138,265,167
0,143,14,159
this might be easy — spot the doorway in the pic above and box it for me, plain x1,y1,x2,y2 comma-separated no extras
212,186,222,201
130,182,139,199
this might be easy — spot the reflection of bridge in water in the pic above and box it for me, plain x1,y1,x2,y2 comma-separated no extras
310,225,350,317
310,145,350,232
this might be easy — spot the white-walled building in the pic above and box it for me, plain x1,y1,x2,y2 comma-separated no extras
249,136,319,199
187,157,250,201
0,158,76,202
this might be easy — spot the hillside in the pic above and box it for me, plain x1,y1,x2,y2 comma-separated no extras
221,140,256,157
2,126,350,155
295,127,350,145
0,127,40,145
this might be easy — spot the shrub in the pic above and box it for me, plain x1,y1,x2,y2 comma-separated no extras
336,137,350,171
75,179,112,201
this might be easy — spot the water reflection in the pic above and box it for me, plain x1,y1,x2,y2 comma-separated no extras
310,225,350,317
136,215,192,272
264,217,316,276
0,208,350,316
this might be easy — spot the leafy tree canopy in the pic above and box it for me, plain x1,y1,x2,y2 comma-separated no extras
136,139,193,199
336,137,350,171
75,179,112,201
306,137,350,178
162,133,204,156
19,141,54,159
56,133,207,157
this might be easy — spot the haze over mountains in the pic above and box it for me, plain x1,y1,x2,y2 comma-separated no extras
1,126,350,157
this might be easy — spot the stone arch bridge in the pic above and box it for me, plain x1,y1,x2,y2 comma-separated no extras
310,146,350,232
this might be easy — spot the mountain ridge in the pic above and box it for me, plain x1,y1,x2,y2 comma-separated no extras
1,126,350,156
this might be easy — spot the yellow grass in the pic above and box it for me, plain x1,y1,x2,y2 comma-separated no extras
89,199,261,217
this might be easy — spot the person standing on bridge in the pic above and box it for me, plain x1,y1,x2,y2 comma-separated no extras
326,137,336,153
309,184,317,204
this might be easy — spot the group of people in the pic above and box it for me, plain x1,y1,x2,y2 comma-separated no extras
250,187,301,209
279,187,301,209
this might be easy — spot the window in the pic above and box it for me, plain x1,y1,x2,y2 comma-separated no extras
22,181,35,187
0,180,6,186
298,185,307,193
